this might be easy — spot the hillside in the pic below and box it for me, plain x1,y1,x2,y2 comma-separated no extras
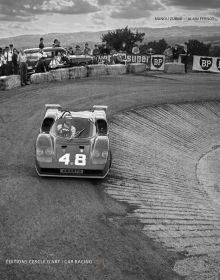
0,26,219,49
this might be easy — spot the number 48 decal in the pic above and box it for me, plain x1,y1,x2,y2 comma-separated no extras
59,153,86,166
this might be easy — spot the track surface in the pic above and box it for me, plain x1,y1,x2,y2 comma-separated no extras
105,101,220,280
0,72,220,280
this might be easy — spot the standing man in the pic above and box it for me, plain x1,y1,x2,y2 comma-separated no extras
181,43,190,73
3,46,10,75
163,46,173,62
92,44,100,64
39,37,44,49
75,45,83,55
8,44,14,75
18,49,28,86
172,44,179,63
83,43,91,55
53,39,61,47
92,44,100,56
0,48,7,76
12,48,19,74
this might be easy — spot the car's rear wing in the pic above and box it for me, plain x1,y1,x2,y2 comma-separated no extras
45,104,61,110
93,105,108,112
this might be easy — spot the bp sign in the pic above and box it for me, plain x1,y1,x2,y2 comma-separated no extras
216,58,220,71
200,57,213,70
152,56,164,68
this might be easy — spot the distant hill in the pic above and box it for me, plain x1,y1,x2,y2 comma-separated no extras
0,26,220,49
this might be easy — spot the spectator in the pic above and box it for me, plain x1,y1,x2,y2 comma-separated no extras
17,49,28,86
100,42,110,55
60,51,70,64
9,43,14,53
52,39,60,56
163,45,173,62
172,44,179,63
35,49,48,73
12,48,19,74
0,48,7,76
116,52,127,65
110,49,117,55
83,42,91,55
92,44,100,64
7,44,14,75
3,47,8,75
75,45,83,55
92,44,100,56
132,44,140,55
109,49,117,64
68,47,74,55
49,52,62,69
53,39,60,47
146,48,155,55
39,37,44,49
3,46,12,75
181,43,190,73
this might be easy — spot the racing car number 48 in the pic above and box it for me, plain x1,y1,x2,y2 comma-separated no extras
59,153,86,166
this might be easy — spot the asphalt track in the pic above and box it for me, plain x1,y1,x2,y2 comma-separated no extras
0,72,220,280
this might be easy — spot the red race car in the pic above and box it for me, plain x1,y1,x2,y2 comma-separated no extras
35,104,112,178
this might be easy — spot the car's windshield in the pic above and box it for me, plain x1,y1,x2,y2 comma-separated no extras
51,117,96,139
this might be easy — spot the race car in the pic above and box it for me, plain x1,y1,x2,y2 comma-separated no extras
35,104,112,178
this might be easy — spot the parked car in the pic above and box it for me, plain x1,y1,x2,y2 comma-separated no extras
24,47,94,75
24,47,68,74
68,54,93,66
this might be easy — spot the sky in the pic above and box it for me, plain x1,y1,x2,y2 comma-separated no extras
0,0,220,38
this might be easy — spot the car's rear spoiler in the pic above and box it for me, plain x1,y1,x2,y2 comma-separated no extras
93,105,108,112
45,104,61,110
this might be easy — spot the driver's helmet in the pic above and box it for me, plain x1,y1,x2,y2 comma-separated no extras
57,118,76,137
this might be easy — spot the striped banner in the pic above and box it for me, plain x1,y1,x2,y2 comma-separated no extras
193,55,220,73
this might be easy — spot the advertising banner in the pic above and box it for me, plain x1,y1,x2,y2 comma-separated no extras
193,55,220,73
126,54,150,66
94,54,165,71
95,54,151,68
150,55,165,71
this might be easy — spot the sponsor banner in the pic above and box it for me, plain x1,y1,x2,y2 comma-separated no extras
95,54,151,68
193,55,220,73
126,54,150,66
150,55,165,71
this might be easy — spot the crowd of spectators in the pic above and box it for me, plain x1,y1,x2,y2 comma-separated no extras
0,43,30,85
0,44,18,76
65,41,111,56
163,43,189,72
0,37,190,82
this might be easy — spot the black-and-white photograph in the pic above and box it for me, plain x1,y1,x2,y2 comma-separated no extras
0,1,220,279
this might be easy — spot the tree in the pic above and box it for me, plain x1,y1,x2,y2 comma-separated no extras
140,39,168,54
209,45,220,57
101,26,145,53
187,39,210,56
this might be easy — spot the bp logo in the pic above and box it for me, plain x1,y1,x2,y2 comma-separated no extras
152,56,164,68
216,59,220,71
200,57,212,70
